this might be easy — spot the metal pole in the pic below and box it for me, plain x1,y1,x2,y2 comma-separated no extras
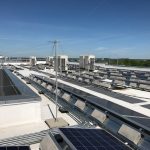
50,40,59,121
60,57,62,77
54,40,58,121
79,64,80,75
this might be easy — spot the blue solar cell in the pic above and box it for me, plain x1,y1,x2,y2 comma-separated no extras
7,147,18,150
19,146,30,150
60,128,131,150
0,146,29,150
0,147,6,150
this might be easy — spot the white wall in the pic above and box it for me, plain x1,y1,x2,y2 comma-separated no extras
0,102,41,128
79,56,85,69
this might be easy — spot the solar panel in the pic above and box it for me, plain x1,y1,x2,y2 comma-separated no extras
0,147,6,150
7,147,18,150
19,146,30,150
60,128,131,150
0,146,30,150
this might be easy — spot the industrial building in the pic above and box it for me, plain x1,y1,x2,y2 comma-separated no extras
46,56,53,66
54,55,68,72
30,56,37,66
79,55,95,71
85,55,95,71
0,55,5,66
79,55,85,69
0,68,41,128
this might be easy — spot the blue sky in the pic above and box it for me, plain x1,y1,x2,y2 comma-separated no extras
0,0,150,58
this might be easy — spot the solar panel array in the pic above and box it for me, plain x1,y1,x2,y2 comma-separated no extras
60,128,131,150
0,146,30,150
61,77,143,103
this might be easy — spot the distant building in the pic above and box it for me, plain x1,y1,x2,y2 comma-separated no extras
0,55,5,66
85,55,95,71
54,55,68,72
79,55,95,71
46,56,54,66
30,56,37,66
79,56,85,69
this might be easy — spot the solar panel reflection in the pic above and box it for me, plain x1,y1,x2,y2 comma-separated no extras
60,128,132,150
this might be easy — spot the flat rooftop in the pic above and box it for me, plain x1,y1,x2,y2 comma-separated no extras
0,69,20,96
53,78,150,130
68,62,150,72
31,72,150,131
0,72,77,140
0,69,41,104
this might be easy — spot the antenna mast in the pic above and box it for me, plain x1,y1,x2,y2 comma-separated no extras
51,40,59,121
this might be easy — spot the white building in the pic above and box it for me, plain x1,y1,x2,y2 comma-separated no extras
54,55,68,72
0,55,5,66
0,69,41,128
79,55,95,71
85,55,95,71
46,56,53,66
30,56,37,66
79,56,85,69
0,102,41,128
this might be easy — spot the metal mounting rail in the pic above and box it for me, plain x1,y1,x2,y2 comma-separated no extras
26,77,95,126
0,130,49,146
